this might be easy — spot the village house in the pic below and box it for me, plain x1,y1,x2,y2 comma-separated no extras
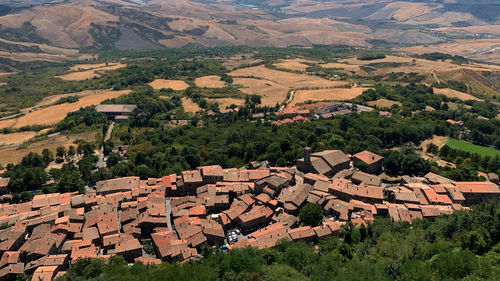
297,147,351,177
0,154,498,277
352,151,384,174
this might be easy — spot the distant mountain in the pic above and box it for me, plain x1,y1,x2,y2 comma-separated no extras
0,0,498,60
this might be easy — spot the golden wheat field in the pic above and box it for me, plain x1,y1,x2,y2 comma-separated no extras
149,79,190,90
194,75,226,88
290,87,369,105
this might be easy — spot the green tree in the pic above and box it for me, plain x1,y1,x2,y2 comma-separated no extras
57,164,85,193
42,149,54,167
355,161,369,172
299,203,323,227
56,146,66,161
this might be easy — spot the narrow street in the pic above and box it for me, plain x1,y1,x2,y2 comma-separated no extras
165,198,173,230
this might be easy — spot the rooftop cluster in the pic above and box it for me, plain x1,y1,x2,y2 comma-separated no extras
0,149,498,280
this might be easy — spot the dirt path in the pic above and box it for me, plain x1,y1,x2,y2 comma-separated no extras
431,70,440,84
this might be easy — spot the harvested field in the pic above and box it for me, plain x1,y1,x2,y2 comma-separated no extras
367,98,402,108
56,63,126,81
403,39,500,64
290,87,369,106
27,90,104,110
194,75,226,88
433,88,482,101
232,77,289,106
273,59,314,72
229,65,346,89
0,132,97,165
419,135,449,151
339,55,414,66
181,97,201,113
0,131,37,146
223,54,261,70
149,79,190,90
69,63,108,71
320,62,360,72
206,98,245,108
0,90,130,129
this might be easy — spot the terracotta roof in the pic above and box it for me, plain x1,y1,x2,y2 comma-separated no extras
351,171,382,186
32,265,58,281
453,182,500,194
312,150,350,169
96,177,140,194
425,172,453,185
422,188,452,205
288,226,316,241
353,150,383,165
0,178,10,188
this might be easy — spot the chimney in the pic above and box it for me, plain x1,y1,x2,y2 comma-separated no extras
304,147,311,163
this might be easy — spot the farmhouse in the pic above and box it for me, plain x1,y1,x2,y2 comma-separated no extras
96,104,137,121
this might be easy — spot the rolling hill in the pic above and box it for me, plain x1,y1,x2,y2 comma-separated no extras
0,0,498,68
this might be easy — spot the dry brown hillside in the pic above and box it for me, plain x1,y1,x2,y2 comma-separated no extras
0,0,498,65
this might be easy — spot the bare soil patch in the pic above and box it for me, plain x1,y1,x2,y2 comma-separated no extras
232,77,289,106
194,75,226,88
290,87,369,106
433,88,482,101
181,97,201,113
56,63,126,81
149,79,190,90
0,90,130,129
367,99,402,108
419,135,449,151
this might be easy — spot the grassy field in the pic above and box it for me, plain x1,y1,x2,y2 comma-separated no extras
446,138,500,157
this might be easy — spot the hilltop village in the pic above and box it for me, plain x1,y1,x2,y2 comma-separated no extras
0,148,499,280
